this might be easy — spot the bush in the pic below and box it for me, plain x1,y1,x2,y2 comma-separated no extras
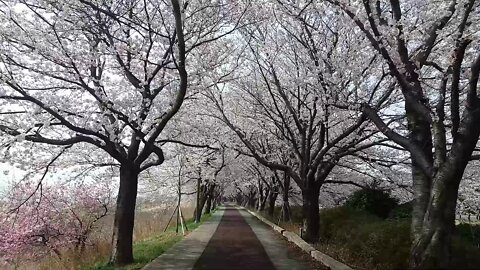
456,223,480,247
344,189,398,218
318,206,480,270
389,201,413,220
319,207,411,270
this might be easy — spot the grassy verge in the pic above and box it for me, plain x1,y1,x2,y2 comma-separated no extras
255,206,480,270
82,212,213,270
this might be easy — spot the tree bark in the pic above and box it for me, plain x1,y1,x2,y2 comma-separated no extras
410,170,461,268
196,194,207,222
267,190,278,216
407,108,434,241
109,165,139,266
247,188,257,208
410,115,480,268
281,175,291,222
195,178,202,223
301,186,320,243
212,197,217,210
205,194,212,214
259,189,269,211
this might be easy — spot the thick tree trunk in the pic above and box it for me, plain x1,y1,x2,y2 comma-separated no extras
410,127,479,268
267,190,278,216
409,102,480,269
205,195,212,214
259,189,269,211
410,172,461,269
109,165,139,266
411,169,432,240
247,190,257,208
194,179,202,223
301,187,320,243
406,109,434,241
256,183,265,211
195,194,207,222
281,175,291,222
248,196,256,208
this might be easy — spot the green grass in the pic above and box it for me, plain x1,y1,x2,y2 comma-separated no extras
82,213,213,270
258,205,480,270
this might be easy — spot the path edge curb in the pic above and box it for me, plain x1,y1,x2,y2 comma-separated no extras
243,208,354,270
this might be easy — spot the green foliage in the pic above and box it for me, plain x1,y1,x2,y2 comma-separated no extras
388,201,413,220
319,207,410,270
451,231,480,269
318,206,480,270
455,223,480,247
344,189,398,218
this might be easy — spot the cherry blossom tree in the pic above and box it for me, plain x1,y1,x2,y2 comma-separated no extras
204,0,393,242
325,0,480,267
0,180,111,264
0,0,247,265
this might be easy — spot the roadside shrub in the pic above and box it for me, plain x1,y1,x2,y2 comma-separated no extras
389,201,413,220
318,206,480,270
320,206,380,241
344,189,398,218
456,223,480,247
318,206,410,270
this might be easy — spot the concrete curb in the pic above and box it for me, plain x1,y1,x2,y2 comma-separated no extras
245,208,354,270
246,209,285,234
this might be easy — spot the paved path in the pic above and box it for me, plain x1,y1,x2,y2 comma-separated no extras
142,206,312,270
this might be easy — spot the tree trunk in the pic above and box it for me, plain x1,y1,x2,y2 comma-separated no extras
194,179,202,223
407,111,434,241
196,194,207,222
109,165,139,266
212,193,218,210
281,175,291,222
259,189,269,211
247,189,257,208
249,195,256,208
205,195,212,214
409,104,480,269
267,190,277,216
301,187,320,243
410,137,477,269
410,173,461,269
257,183,264,211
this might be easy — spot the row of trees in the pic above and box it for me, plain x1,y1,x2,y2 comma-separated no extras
1,0,480,269
202,0,480,269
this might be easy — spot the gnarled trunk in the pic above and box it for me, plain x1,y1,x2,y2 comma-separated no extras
410,171,461,268
110,165,139,266
409,98,480,269
406,105,434,242
410,125,479,269
301,187,320,243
